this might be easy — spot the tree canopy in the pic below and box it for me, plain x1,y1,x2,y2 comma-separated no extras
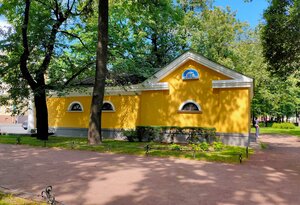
262,0,300,78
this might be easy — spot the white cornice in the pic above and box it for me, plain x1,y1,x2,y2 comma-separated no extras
212,80,253,88
212,80,254,98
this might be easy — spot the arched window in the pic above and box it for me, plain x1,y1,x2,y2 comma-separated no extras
68,102,83,112
182,69,199,80
102,101,115,112
179,100,201,113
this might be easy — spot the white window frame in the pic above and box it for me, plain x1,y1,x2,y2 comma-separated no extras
182,68,199,80
178,100,202,113
67,101,84,112
102,101,115,112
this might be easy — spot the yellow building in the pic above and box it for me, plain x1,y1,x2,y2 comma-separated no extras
46,51,253,146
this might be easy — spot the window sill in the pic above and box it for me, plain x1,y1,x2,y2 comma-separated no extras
177,110,202,114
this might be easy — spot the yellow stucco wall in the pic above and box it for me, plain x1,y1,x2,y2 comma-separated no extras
48,96,91,128
47,59,251,134
140,60,228,127
47,95,140,129
139,60,250,134
217,88,250,134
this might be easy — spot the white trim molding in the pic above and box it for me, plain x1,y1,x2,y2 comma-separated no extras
67,101,84,112
178,100,202,113
102,101,116,112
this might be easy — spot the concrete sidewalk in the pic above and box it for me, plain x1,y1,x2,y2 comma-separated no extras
0,134,300,205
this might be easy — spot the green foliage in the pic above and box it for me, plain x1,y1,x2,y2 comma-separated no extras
183,127,217,143
272,123,296,129
136,126,162,142
199,142,209,151
190,143,201,151
136,126,216,143
251,127,300,137
122,129,138,142
262,0,300,78
170,144,181,151
0,191,45,205
212,141,224,151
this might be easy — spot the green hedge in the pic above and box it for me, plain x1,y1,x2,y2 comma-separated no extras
124,126,217,143
271,122,296,129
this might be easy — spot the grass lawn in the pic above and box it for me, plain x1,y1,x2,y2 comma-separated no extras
0,191,45,205
251,127,300,137
0,135,251,163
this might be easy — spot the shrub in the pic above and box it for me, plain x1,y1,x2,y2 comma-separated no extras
161,126,181,143
183,127,216,144
258,122,274,127
136,126,217,143
212,141,224,151
272,122,295,129
136,126,161,142
170,144,181,151
199,142,209,151
122,129,137,142
190,143,201,151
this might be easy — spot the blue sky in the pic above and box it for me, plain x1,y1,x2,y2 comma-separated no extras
213,0,269,27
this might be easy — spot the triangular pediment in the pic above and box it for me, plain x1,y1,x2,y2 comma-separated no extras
144,51,253,84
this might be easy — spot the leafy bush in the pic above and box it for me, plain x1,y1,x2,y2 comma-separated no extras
122,129,137,142
136,126,161,142
199,142,209,151
183,127,216,144
212,141,224,151
190,143,201,151
170,144,181,151
161,126,181,143
136,126,217,143
272,122,295,129
258,122,274,127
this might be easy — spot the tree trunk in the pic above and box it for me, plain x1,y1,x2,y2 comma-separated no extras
34,88,49,140
88,0,108,145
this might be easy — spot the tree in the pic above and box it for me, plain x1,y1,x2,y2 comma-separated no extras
262,0,300,78
87,0,108,144
0,0,93,140
77,0,191,80
186,6,248,68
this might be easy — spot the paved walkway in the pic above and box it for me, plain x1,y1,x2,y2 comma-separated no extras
0,134,299,205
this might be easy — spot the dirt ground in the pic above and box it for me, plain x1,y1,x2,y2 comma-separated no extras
0,134,299,205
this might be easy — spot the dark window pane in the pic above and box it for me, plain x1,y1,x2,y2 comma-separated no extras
182,103,199,111
102,103,113,111
70,103,82,111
